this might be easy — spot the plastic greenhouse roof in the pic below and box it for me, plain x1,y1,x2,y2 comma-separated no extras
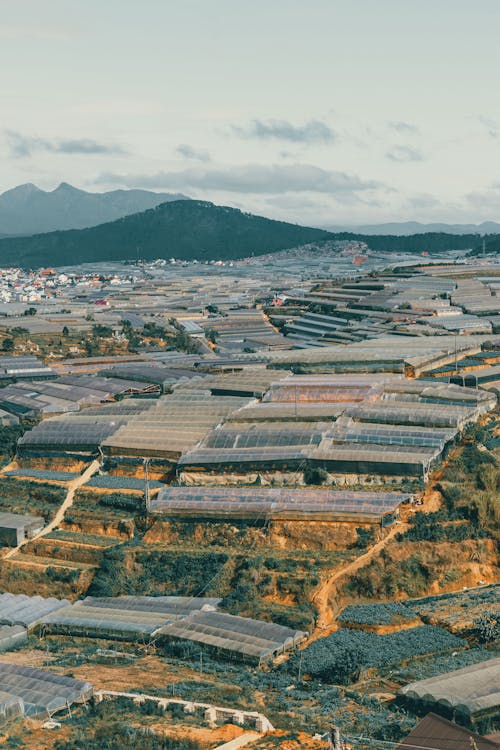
400,657,500,716
0,594,69,628
156,610,306,661
0,663,92,717
151,486,408,521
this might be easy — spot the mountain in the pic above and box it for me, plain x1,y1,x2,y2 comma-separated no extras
324,221,500,236
0,183,188,235
0,200,335,267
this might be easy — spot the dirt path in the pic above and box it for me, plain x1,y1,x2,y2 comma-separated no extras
4,458,100,560
309,519,409,640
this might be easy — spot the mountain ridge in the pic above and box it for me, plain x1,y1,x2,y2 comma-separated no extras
0,183,188,235
324,220,500,235
0,199,335,267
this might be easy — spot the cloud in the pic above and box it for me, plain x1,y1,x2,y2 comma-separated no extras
388,121,419,135
175,144,211,162
386,145,424,163
464,189,500,210
404,193,440,210
5,131,127,158
96,163,380,198
477,115,499,139
232,119,336,144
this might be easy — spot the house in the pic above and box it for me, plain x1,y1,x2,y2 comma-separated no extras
397,713,500,750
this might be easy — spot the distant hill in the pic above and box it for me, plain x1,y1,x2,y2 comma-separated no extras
0,200,335,267
0,183,188,235
0,199,490,268
324,221,500,236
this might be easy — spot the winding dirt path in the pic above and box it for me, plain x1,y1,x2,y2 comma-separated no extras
309,519,409,641
3,458,100,560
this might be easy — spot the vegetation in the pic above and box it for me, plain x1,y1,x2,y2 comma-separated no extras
338,602,416,626
289,626,465,684
0,200,334,267
0,478,65,521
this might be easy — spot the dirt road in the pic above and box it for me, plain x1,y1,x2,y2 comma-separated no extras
310,519,409,640
4,458,100,560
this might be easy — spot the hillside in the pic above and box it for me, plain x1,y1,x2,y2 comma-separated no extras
0,200,334,267
0,198,488,268
0,182,187,235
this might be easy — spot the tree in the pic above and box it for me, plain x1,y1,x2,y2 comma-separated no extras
24,307,37,316
92,324,113,338
303,465,329,485
206,329,218,344
2,338,15,352
62,326,69,337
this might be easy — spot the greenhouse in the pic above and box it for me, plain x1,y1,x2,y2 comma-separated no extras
39,595,221,641
0,626,27,653
101,391,251,459
310,441,438,476
0,594,69,629
328,422,456,450
156,610,307,665
400,657,500,722
343,402,477,428
0,663,93,718
0,690,24,723
150,487,408,523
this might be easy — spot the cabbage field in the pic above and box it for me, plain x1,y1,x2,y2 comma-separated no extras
5,468,79,481
85,475,164,491
338,602,416,626
292,626,466,683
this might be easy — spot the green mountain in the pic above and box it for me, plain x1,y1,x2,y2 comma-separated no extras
0,200,334,267
0,198,490,268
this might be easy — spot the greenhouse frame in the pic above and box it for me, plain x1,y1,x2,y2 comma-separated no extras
0,663,93,718
0,594,69,629
150,487,408,524
156,610,307,665
400,657,500,722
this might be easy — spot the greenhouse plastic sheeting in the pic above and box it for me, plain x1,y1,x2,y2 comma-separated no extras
400,657,500,716
0,626,27,652
0,663,93,717
157,610,306,664
0,594,69,628
151,487,408,522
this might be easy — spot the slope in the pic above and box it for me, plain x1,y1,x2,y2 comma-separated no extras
0,200,334,267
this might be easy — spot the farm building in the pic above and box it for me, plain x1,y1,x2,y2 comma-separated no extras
396,713,500,750
0,512,44,547
0,663,92,718
0,626,27,653
156,611,307,665
150,487,408,525
37,595,304,664
0,594,69,628
178,376,494,481
39,595,222,641
400,657,500,725
1,373,158,418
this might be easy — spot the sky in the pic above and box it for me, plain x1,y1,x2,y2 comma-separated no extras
2,0,500,227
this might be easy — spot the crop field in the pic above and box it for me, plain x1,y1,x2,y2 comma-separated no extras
407,584,500,633
0,478,66,521
85,475,165,491
4,468,79,482
292,625,466,683
338,601,417,627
